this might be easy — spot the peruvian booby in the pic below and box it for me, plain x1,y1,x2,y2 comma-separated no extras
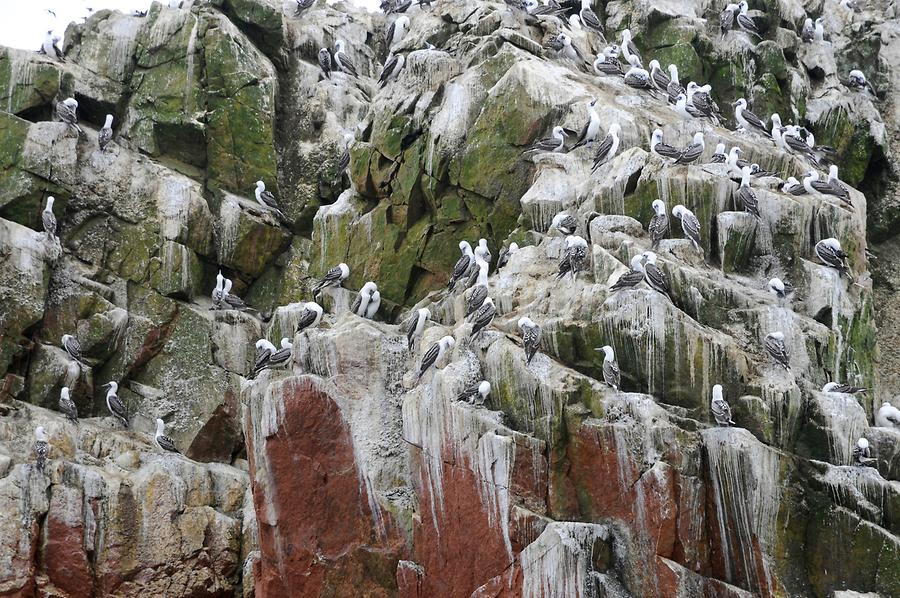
296,301,324,333
801,18,814,42
650,129,681,160
852,437,873,465
875,402,900,428
648,199,669,250
710,143,727,163
497,243,519,269
211,271,225,308
334,40,358,77
673,132,704,165
415,335,455,383
34,426,50,472
569,99,601,151
711,385,735,425
552,212,578,236
518,316,542,365
251,339,276,379
313,263,350,296
720,3,739,37
378,53,405,87
591,123,621,170
726,147,750,177
402,307,431,351
770,114,786,150
620,29,642,67
666,64,685,102
672,204,702,253
448,241,475,291
623,64,655,93
61,334,87,367
318,48,332,78
526,125,569,153
641,251,671,300
648,60,671,95
155,419,180,453
764,331,790,369
845,69,875,95
269,338,294,367
458,380,491,405
547,32,585,63
733,98,769,135
43,196,57,240
579,0,605,38
294,0,315,15
99,114,114,151
737,166,761,218
56,98,82,134
103,381,129,427
477,239,491,267
595,345,620,390
736,2,762,40
40,31,65,61
815,238,851,277
673,93,704,119
609,254,645,292
781,177,806,195
465,261,490,317
336,133,354,179
351,282,379,317
767,277,795,299
687,83,720,121
557,235,589,279
222,279,248,310
822,382,867,395
593,47,624,76
814,17,825,41
749,163,778,178
386,15,410,49
255,181,286,220
808,166,852,207
59,387,78,423
469,297,496,339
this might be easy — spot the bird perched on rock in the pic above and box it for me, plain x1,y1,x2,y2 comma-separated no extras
334,40,358,76
781,177,806,196
318,48,332,78
767,277,795,300
593,46,624,76
672,204,702,253
624,63,655,93
815,238,850,278
155,419,180,454
650,129,681,160
720,3,739,37
34,426,50,472
648,199,668,250
764,331,790,369
59,387,78,423
569,99,601,151
458,380,491,405
733,98,769,135
250,339,276,379
527,126,570,154
557,235,589,279
710,143,727,163
465,260,490,317
875,402,900,428
98,114,114,151
809,166,852,207
386,15,410,51
800,18,814,42
547,32,586,63
845,69,876,95
711,384,735,425
578,0,605,39
448,241,475,291
351,282,379,317
211,271,226,308
222,279,248,310
595,345,620,390
591,123,621,170
103,381,129,427
294,0,315,15
378,53,405,87
42,196,57,240
402,307,431,351
609,254,645,293
269,338,294,369
518,316,542,365
61,334,87,367
620,29,642,67
674,132,704,165
736,1,762,40
737,166,761,218
852,437,873,466
666,64,684,102
687,84,719,122
313,263,350,297
39,30,65,60
56,98,82,134
822,382,867,395
416,335,455,383
470,297,496,339
296,301,324,333
552,212,578,236
673,93,704,119
641,251,671,300
497,243,518,269
254,181,286,220
647,60,670,95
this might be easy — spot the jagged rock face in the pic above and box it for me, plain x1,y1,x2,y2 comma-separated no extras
2,0,900,597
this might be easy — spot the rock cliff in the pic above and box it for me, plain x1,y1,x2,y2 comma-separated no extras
1,0,899,596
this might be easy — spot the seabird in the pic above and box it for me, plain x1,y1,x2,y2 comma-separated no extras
737,166,761,218
155,419,180,453
552,212,578,236
801,18,814,42
43,196,57,240
334,40,358,77
378,54,405,87
366,290,380,319
34,426,50,472
547,32,585,63
875,402,900,428
254,181,286,220
770,114,786,150
591,123,621,170
609,254,645,292
687,83,719,121
840,0,858,11
594,345,620,390
448,241,475,291
211,270,226,308
59,387,78,423
648,199,669,250
103,381,129,427
415,335,455,383
711,385,735,425
402,307,430,351
497,243,519,269
518,316,542,365
557,235,589,279
650,129,681,160
674,132,704,165
781,126,816,161
386,15,410,49
648,60,671,94
767,277,795,299
720,3,739,37
336,133,354,179
569,99,601,151
56,98,82,134
351,281,379,317
620,29,642,67
852,438,873,466
817,166,852,206
666,64,684,103
733,98,769,135
814,17,825,41
465,261,490,317
477,239,491,267
458,380,491,405
388,0,412,13
313,263,350,296
294,0,315,15
318,48,332,78
815,238,851,277
822,382,867,395
61,334,87,366
296,301,324,333
764,331,790,369
526,125,569,153
593,47,624,77
736,1,762,40
222,279,248,310
250,339,276,378
641,251,671,299
567,13,583,29
710,143,727,163
726,147,750,176
579,0,605,38
269,338,294,368
674,93,704,119
40,31,65,60
672,204,702,253
749,163,777,178
94,114,115,152
623,65,655,93
469,297,496,339
781,177,806,195
802,129,836,165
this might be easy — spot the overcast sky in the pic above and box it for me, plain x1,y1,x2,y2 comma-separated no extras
0,0,378,51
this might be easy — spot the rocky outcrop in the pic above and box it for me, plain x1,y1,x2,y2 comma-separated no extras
2,0,900,596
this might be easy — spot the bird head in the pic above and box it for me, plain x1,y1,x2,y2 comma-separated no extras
732,98,746,108
35,426,48,441
419,307,431,319
63,98,78,108
641,250,656,263
622,28,631,41
829,164,839,178
609,123,621,135
594,345,614,359
255,180,265,189
459,240,473,253
822,382,839,392
61,387,70,399
714,142,725,154
338,263,350,278
712,384,724,400
46,196,55,208
280,338,293,349
857,437,869,449
821,237,842,250
672,204,686,218
768,331,785,341
156,418,165,430
651,199,665,214
771,113,782,125
509,242,519,252
361,281,378,294
335,40,345,52
687,81,698,93
649,59,660,70
553,126,568,137
651,128,663,144
104,381,118,392
518,316,534,329
441,336,456,350
768,277,784,292
693,132,705,144
479,381,491,397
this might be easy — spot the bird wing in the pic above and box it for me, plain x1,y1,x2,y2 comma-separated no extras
419,341,441,373
269,348,293,365
653,142,680,158
651,69,671,92
675,143,702,164
378,55,399,85
402,312,420,347
736,13,759,34
592,134,614,164
603,359,620,388
682,213,702,247
318,51,332,75
560,214,578,233
667,81,684,102
720,9,735,32
99,127,112,149
627,40,642,65
580,8,604,34
253,347,272,371
765,336,790,365
108,393,128,421
610,268,645,291
319,265,343,287
624,71,650,89
65,337,82,360
742,108,768,131
801,22,814,41
595,61,624,76
339,54,358,76
457,381,479,401
645,263,670,294
260,190,280,209
711,398,732,421
157,434,180,453
737,186,760,218
42,211,57,235
60,397,78,420
649,213,669,245
350,292,363,315
471,302,496,334
466,285,487,317
56,102,77,123
386,21,396,45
